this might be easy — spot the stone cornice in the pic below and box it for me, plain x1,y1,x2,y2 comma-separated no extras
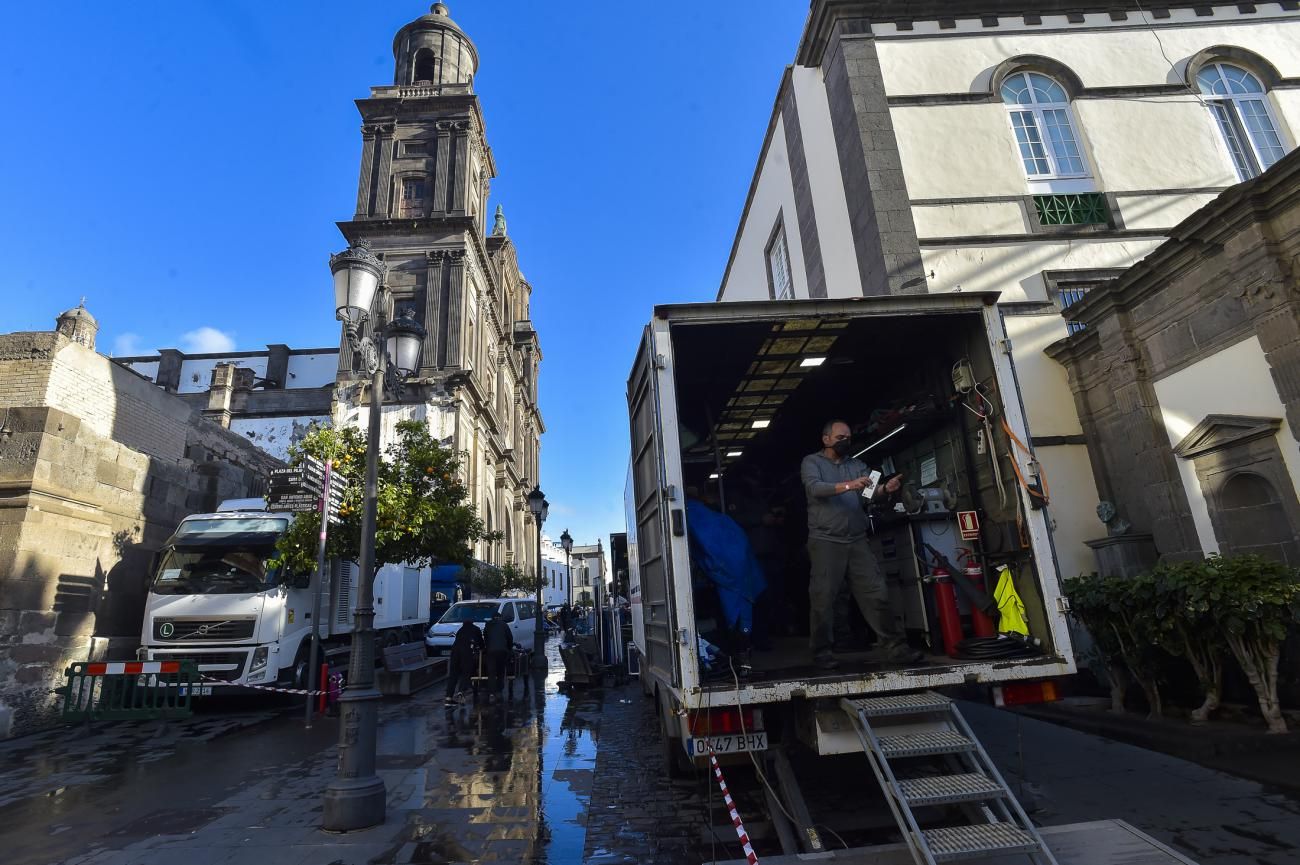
797,2,1299,66
1063,149,1300,330
1043,324,1099,367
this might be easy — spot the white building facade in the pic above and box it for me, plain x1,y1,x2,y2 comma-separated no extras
540,536,571,607
717,0,1300,576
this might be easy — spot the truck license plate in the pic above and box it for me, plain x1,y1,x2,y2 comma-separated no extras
688,732,767,757
178,685,213,696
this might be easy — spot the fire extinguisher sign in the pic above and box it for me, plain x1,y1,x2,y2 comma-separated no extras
958,510,980,540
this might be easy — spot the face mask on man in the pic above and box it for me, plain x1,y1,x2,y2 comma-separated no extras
831,439,853,457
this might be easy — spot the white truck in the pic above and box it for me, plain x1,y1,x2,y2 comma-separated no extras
627,296,1198,865
139,500,432,694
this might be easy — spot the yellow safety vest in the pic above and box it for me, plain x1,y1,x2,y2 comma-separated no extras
993,565,1029,636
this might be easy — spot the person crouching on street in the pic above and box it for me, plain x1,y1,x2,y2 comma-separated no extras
445,618,484,706
483,610,513,700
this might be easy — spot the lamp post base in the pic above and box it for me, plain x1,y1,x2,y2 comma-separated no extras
532,628,548,669
322,774,387,832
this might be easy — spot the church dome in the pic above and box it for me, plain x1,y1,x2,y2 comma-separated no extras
55,300,99,350
393,4,479,88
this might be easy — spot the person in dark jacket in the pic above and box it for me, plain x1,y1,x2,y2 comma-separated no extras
558,602,573,638
482,610,513,698
445,619,484,705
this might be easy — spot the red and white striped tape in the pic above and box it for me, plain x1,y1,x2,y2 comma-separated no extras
708,749,760,865
82,661,181,675
199,673,328,696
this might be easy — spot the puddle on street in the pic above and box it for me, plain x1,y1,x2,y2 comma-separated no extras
537,656,600,863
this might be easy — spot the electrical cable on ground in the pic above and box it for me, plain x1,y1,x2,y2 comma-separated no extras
730,656,800,834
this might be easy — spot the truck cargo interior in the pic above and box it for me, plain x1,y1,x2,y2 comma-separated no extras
669,308,1059,688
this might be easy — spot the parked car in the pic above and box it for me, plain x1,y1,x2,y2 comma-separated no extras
425,598,539,654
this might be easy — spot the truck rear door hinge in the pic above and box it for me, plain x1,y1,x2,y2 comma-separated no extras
999,337,1014,354
654,353,666,370
1057,597,1072,614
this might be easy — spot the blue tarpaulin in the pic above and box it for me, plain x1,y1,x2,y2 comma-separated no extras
685,499,767,636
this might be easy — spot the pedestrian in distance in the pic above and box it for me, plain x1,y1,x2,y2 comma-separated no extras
559,602,573,640
801,419,924,671
445,619,484,706
482,610,513,699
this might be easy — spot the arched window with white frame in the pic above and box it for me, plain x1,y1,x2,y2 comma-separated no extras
1196,62,1287,181
1000,72,1089,179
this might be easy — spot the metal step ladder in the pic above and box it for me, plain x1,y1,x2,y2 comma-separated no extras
840,691,1057,865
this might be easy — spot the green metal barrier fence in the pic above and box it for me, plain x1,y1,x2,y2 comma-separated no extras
60,659,197,722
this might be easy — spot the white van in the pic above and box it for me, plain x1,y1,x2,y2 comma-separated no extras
425,598,539,654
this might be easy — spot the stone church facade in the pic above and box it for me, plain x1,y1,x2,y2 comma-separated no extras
117,4,545,577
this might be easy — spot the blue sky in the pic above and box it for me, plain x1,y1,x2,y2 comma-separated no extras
0,1,807,551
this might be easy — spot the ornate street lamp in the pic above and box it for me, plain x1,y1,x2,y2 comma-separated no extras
559,529,573,609
526,486,549,668
322,239,426,833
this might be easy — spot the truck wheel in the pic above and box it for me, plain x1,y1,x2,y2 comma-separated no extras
284,644,311,690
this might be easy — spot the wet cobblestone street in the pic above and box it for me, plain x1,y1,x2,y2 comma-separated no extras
2,639,1299,864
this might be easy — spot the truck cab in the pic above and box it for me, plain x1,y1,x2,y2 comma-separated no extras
141,508,307,692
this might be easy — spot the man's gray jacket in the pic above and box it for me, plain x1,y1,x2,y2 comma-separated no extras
801,452,870,544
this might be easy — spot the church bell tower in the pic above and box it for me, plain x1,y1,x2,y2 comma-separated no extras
331,4,543,582
338,3,499,378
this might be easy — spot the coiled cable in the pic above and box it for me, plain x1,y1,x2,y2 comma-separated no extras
953,634,1045,660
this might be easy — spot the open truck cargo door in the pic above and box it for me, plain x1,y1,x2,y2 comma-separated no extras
630,293,1075,710
627,322,688,691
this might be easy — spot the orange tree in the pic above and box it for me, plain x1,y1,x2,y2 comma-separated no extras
273,420,498,575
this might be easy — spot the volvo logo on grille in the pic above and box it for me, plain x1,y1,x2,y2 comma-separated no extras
159,621,175,638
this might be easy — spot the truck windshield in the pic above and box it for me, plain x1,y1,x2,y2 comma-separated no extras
152,544,280,595
439,602,498,624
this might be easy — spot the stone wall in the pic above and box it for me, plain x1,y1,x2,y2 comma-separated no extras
0,332,281,739
1047,148,1300,562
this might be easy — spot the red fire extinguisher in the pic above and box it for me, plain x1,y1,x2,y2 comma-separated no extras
930,560,963,657
960,549,997,638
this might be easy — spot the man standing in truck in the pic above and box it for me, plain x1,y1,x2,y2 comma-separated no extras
801,419,922,671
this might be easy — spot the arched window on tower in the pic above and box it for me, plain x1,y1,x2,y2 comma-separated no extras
1000,72,1089,179
413,49,440,85
1196,62,1288,181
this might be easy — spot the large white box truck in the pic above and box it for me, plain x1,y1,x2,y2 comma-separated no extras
626,295,1197,865
139,501,432,693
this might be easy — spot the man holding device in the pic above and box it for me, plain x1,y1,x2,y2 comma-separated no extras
800,419,922,670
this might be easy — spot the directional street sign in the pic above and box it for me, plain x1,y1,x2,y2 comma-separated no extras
267,499,319,513
267,459,350,519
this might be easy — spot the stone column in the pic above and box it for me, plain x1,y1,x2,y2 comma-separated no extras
204,363,235,428
423,251,447,370
451,121,469,215
373,123,395,217
356,125,379,218
156,349,184,392
266,344,289,390
433,121,453,215
336,326,354,377
444,250,466,369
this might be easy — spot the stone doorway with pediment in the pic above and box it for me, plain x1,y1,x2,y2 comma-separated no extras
1173,414,1300,566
